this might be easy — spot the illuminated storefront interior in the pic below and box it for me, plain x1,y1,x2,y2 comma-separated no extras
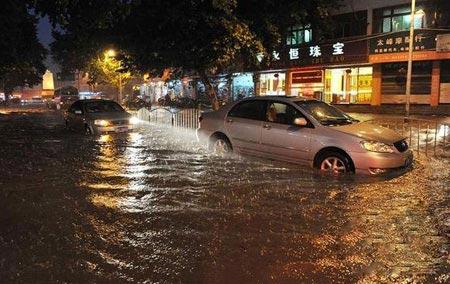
290,70,324,99
323,66,373,104
259,72,285,96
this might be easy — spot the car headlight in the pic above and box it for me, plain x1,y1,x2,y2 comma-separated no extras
361,141,395,153
129,116,140,125
94,119,111,127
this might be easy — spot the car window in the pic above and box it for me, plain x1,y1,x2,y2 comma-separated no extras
85,101,124,113
68,101,82,113
228,100,266,121
295,100,356,126
266,102,304,125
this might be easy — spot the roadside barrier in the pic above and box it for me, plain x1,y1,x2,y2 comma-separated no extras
137,106,203,129
366,117,449,158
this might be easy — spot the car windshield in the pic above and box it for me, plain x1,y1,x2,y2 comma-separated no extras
295,100,357,126
85,101,124,113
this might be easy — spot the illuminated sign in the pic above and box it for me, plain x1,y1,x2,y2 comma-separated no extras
269,39,367,69
437,34,450,52
369,29,440,54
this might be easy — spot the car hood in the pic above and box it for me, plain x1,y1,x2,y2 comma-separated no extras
86,112,131,120
332,121,404,144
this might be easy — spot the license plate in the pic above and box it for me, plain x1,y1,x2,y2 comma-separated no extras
116,127,129,133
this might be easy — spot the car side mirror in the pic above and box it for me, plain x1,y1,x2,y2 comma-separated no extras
294,117,308,127
74,110,82,115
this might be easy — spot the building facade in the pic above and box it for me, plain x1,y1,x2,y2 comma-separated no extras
254,0,450,108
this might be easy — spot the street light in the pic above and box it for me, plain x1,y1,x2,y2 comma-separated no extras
106,49,116,58
104,49,123,103
405,0,425,117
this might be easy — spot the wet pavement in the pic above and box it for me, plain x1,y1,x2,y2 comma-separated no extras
0,107,449,283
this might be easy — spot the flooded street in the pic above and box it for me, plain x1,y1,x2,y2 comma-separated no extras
0,108,449,283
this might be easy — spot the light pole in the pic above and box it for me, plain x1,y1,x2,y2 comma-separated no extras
405,0,416,117
119,73,123,103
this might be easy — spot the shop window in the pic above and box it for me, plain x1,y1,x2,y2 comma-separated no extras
381,61,432,95
286,25,312,45
323,67,373,104
332,11,367,38
259,73,285,96
290,71,324,99
440,60,450,83
373,4,425,34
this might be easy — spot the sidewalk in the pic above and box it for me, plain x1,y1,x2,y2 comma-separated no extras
335,104,450,117
335,104,450,124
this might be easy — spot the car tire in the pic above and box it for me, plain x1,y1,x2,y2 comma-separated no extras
317,151,353,174
209,135,232,156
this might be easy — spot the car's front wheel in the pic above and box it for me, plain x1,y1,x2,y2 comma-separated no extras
210,135,232,156
317,152,352,174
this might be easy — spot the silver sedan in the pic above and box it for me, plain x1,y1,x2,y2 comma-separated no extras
65,99,139,135
197,96,413,175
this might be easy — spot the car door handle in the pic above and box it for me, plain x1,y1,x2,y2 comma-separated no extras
263,124,271,130
226,118,233,123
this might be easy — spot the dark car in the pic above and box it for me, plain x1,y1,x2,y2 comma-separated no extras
65,99,139,134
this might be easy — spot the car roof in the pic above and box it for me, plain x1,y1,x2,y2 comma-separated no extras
77,99,116,104
240,96,318,103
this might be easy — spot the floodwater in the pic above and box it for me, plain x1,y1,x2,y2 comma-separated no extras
0,109,449,283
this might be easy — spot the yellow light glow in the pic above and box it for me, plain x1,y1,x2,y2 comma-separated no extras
105,49,116,57
42,70,54,90
98,134,112,143
95,119,111,127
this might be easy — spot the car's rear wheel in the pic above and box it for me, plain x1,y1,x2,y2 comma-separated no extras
210,136,232,156
318,152,352,174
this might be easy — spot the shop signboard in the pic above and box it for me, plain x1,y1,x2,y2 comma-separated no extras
270,39,368,69
369,29,438,54
437,34,450,52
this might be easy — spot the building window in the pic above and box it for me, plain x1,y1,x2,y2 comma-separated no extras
332,11,367,38
381,61,432,95
440,60,450,83
374,5,425,34
286,25,312,45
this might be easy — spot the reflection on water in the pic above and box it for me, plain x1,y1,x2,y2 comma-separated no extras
78,125,449,283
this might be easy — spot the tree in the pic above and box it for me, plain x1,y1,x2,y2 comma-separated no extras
36,0,340,109
85,50,131,102
0,1,47,95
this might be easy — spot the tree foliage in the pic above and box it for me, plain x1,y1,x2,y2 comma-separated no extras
0,1,47,94
35,0,340,108
85,51,131,100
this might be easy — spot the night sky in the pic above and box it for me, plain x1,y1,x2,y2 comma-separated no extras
37,16,56,71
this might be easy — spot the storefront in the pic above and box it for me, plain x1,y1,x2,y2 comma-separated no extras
289,69,323,98
369,29,450,105
257,71,286,96
272,38,369,104
232,72,254,100
323,66,373,104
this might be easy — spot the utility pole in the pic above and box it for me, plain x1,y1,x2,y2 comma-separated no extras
405,0,416,117
119,73,123,103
